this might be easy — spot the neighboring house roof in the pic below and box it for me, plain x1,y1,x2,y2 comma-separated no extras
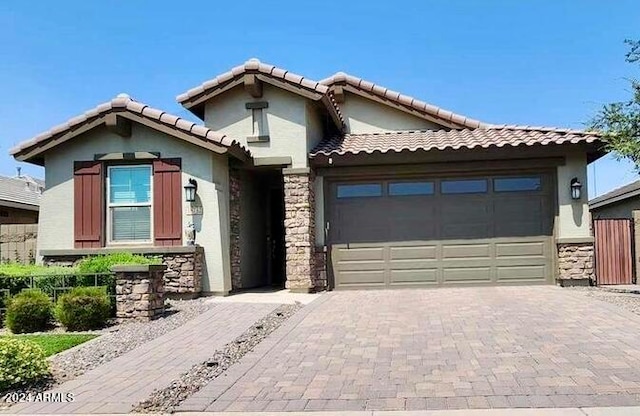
177,59,345,128
10,94,250,166
589,179,640,210
0,175,43,211
310,126,601,157
319,72,491,130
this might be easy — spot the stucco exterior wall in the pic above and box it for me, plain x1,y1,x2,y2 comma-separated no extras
40,124,231,294
341,93,442,133
591,199,640,219
305,102,325,153
204,84,309,168
556,151,591,240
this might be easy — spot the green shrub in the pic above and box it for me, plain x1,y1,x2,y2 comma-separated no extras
77,253,160,274
5,290,53,334
0,338,49,390
54,287,111,331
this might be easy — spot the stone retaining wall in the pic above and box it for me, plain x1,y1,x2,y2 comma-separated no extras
42,246,204,298
112,265,166,321
557,242,594,285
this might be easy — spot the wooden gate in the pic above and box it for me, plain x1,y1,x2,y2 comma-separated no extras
594,219,634,285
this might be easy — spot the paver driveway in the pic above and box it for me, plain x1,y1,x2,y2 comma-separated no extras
182,287,640,412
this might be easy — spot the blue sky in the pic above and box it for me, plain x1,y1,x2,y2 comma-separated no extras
0,1,638,199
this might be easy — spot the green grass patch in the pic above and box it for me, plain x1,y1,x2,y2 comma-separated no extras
0,334,98,357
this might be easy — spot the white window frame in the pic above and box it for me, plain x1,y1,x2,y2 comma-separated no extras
106,165,153,245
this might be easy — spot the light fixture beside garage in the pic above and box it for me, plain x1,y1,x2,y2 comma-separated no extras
184,178,198,202
570,177,582,200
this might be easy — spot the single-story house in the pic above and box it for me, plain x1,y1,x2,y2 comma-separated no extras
10,59,603,295
0,173,43,224
590,179,640,219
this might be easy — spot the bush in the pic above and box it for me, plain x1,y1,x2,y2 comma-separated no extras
4,290,53,334
0,338,49,391
54,287,111,331
77,253,160,274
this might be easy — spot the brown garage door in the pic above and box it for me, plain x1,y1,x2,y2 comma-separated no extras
328,174,555,289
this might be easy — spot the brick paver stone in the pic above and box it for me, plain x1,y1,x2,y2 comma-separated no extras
181,287,640,411
5,302,278,414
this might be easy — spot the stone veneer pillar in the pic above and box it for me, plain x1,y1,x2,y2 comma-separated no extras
112,264,166,321
283,168,316,292
557,241,595,286
229,168,242,291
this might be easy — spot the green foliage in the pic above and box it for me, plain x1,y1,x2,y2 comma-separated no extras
4,290,53,334
77,253,160,274
0,334,97,357
0,263,79,278
54,287,111,331
591,40,640,170
0,338,49,391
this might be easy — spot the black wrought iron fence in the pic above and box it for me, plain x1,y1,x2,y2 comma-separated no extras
0,272,116,316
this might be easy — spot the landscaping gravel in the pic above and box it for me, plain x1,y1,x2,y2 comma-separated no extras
133,302,301,413
0,298,211,409
572,286,640,316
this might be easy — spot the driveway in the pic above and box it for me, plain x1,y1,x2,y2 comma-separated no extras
182,287,640,412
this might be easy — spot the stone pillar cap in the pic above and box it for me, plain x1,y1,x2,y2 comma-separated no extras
111,264,167,273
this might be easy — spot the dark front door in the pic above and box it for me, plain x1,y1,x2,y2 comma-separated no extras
268,185,286,287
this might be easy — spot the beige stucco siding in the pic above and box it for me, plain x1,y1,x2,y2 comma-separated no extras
342,93,442,133
556,151,591,240
204,85,309,168
40,124,231,293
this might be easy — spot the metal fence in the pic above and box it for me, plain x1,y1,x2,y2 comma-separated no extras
0,272,115,316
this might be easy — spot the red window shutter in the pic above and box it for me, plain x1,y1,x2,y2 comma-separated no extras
74,161,104,248
153,158,182,246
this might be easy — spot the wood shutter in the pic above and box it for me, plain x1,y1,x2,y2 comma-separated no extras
153,158,182,246
74,161,104,248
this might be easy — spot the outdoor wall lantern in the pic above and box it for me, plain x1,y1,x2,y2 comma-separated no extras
570,177,582,200
184,178,198,202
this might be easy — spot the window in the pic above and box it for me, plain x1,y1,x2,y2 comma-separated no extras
389,181,434,196
337,184,382,198
441,179,487,194
108,165,152,242
494,177,542,192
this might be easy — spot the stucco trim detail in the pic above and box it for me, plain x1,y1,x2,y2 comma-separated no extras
283,167,311,175
555,237,595,244
40,245,202,256
253,157,292,167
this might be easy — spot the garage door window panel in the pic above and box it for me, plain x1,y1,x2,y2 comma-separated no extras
389,181,434,196
337,183,382,198
441,179,488,194
494,177,542,192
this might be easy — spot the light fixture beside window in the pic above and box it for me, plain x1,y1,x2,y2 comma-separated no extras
570,177,582,200
184,178,198,203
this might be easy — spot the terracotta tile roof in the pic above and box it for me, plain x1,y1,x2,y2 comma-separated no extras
589,179,640,209
177,59,345,127
310,126,602,157
320,72,491,129
10,94,250,165
0,175,43,209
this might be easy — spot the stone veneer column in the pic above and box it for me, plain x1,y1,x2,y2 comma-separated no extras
112,264,167,321
283,168,316,292
229,168,242,291
557,242,594,286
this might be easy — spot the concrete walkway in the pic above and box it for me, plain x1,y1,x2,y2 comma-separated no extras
4,302,280,414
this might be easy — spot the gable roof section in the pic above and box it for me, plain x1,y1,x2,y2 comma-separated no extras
320,72,491,130
0,175,43,210
589,179,640,210
311,126,601,157
177,59,345,128
10,94,250,166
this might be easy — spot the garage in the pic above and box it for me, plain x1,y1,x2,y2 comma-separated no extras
328,173,555,289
